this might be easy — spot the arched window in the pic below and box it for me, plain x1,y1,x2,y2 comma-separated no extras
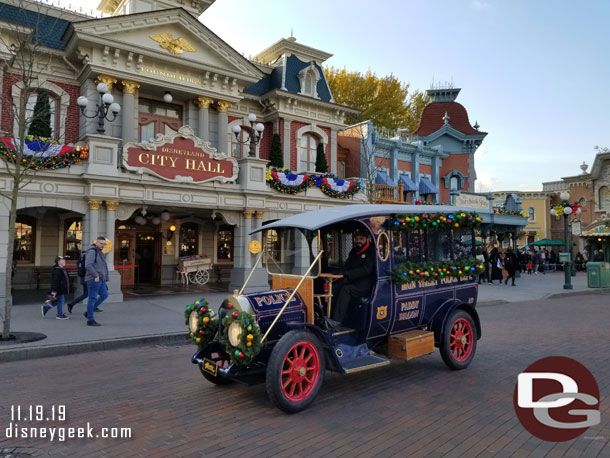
179,223,199,257
26,90,59,139
600,186,610,210
528,207,536,222
14,216,36,263
64,218,82,261
297,63,321,98
217,225,234,262
298,133,318,173
449,176,460,192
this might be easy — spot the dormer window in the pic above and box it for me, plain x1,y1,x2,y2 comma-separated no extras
297,63,321,98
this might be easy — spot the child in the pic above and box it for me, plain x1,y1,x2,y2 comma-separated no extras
42,256,70,320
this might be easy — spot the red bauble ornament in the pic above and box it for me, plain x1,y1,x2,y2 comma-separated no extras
199,330,204,335
238,351,245,359
200,307,206,312
232,311,239,319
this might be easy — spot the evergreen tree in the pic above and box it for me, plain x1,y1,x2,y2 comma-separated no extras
269,133,283,168
315,143,328,173
28,89,52,138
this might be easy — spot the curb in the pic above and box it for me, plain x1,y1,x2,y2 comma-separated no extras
0,332,190,363
545,287,610,301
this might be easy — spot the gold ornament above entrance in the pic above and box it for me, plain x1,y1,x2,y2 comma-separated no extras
122,126,238,184
150,33,196,55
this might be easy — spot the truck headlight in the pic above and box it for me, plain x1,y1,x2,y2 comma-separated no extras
189,311,199,333
228,322,242,346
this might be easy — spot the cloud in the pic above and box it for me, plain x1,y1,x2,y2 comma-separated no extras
471,0,490,9
474,144,488,159
475,171,497,192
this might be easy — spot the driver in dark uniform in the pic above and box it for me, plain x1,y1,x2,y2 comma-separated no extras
332,229,376,324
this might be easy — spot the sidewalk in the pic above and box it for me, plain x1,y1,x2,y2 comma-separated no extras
1,271,608,361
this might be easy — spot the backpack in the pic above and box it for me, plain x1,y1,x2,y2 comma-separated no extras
77,248,97,278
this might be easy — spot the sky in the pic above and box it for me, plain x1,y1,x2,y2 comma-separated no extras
64,0,610,192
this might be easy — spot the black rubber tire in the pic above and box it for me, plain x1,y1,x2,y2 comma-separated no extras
440,309,477,370
198,349,234,385
266,330,325,413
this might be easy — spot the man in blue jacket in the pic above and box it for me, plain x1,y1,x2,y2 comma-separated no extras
84,236,109,326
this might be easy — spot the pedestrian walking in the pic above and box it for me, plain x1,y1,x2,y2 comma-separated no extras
41,256,70,320
489,243,502,284
504,248,519,286
67,250,88,313
84,236,109,326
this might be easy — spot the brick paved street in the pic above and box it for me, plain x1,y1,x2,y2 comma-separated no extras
1,293,608,457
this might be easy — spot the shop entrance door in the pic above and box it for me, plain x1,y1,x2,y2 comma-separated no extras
115,231,136,287
136,232,162,284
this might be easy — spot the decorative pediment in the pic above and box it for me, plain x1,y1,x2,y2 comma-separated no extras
70,9,263,80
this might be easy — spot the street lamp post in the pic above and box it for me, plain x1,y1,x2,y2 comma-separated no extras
551,190,578,290
76,83,121,135
231,113,265,157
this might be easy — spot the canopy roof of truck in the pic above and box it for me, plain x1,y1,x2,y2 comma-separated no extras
249,204,489,235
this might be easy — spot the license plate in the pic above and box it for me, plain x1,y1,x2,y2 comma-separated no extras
202,358,217,376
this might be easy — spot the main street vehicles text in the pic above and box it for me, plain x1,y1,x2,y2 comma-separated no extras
187,204,484,412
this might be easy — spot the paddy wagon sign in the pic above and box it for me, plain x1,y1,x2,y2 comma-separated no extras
122,126,238,184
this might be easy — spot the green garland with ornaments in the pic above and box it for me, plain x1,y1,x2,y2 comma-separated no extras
390,257,485,284
220,310,263,366
184,299,218,347
390,211,483,231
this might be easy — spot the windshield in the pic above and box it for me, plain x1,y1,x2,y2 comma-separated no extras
263,227,320,277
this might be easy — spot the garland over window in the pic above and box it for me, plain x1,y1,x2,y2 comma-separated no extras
0,137,89,170
390,257,485,284
265,169,360,198
390,211,482,231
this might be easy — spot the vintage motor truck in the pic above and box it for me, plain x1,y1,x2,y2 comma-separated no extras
187,204,484,412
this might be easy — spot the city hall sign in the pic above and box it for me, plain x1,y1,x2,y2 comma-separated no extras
122,126,238,184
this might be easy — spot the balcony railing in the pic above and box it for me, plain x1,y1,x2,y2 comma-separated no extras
373,183,407,204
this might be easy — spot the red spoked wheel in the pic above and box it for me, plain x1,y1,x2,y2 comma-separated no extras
440,310,477,370
266,330,325,413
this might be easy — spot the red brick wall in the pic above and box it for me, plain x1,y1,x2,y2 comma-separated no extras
338,134,360,178
259,121,273,161
1,73,19,133
439,153,471,203
420,164,432,175
54,81,80,144
375,157,391,168
397,160,412,173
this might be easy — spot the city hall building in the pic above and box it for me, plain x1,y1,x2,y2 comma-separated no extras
0,0,363,302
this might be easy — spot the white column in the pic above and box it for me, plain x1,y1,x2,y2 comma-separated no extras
330,128,338,174
87,199,102,243
195,96,213,141
105,200,118,271
216,101,231,155
283,119,291,169
242,210,253,269
121,80,140,143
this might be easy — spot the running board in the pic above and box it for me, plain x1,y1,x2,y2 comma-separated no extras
341,354,390,374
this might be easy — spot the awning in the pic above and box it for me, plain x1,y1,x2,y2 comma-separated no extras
398,174,417,192
528,238,565,246
375,171,396,186
419,177,439,195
